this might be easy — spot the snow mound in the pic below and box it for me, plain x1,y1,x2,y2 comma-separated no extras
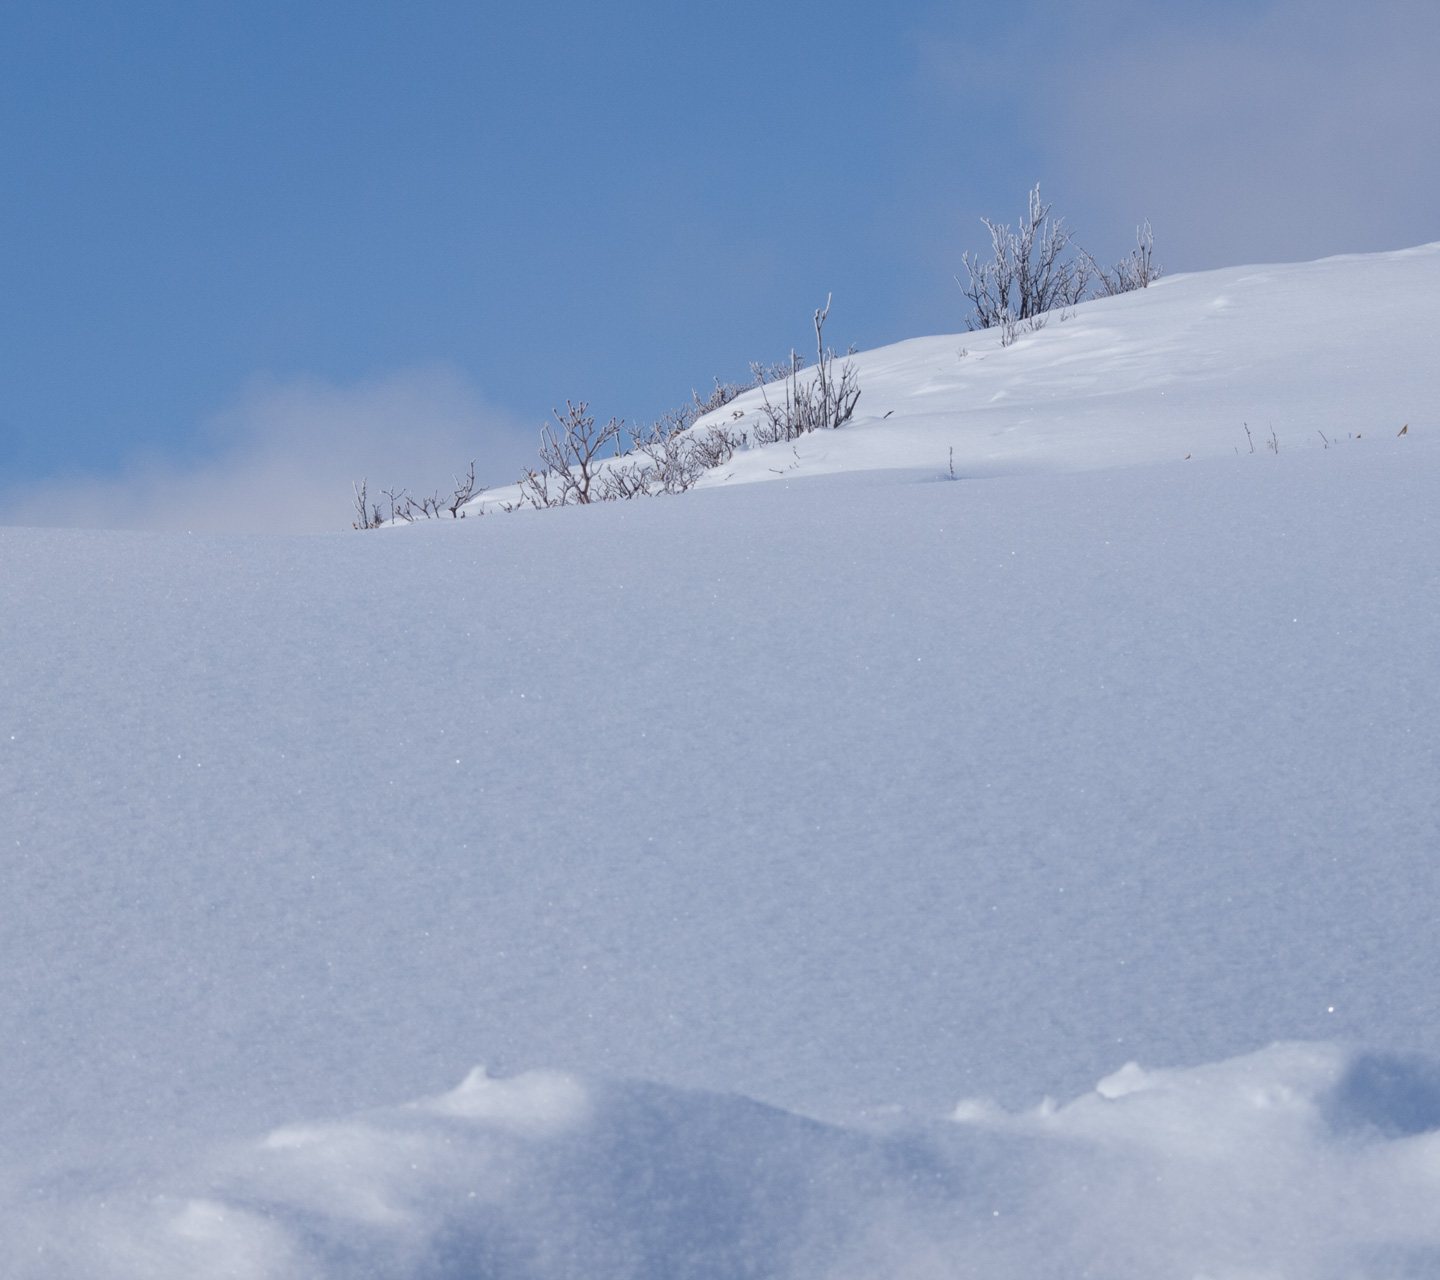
13,1044,1440,1279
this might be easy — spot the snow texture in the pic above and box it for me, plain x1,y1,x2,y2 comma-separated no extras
2,245,1438,1275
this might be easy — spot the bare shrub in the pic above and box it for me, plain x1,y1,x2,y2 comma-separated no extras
518,401,624,508
692,378,752,416
594,459,654,502
445,461,481,516
352,296,860,526
617,412,706,496
748,357,802,386
352,462,484,527
601,420,744,499
689,424,744,469
958,188,1161,334
755,296,861,441
352,479,384,529
958,185,1091,334
396,461,483,521
1088,221,1163,296
662,365,790,432
512,397,743,508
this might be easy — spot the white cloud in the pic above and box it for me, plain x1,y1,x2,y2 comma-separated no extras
0,365,537,534
916,0,1440,270
1046,1,1440,267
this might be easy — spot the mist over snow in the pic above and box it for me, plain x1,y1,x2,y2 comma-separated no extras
2,246,1439,1277
0,365,534,534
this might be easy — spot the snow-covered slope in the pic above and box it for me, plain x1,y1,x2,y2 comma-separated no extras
693,241,1439,483
2,246,1439,1277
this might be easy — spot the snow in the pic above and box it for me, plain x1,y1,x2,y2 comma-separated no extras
14,1047,1440,1277
2,245,1439,1276
694,241,1440,484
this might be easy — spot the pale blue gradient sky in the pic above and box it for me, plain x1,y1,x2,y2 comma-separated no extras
2,0,1436,528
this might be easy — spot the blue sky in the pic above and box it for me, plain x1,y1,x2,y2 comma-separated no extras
2,0,1437,530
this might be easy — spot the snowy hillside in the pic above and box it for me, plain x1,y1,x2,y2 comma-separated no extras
700,241,1439,482
2,246,1439,1277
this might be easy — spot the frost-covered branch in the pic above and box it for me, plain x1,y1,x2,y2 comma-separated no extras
958,187,1161,340
755,295,861,441
1087,221,1164,296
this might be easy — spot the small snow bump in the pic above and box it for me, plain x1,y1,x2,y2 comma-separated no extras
1096,1062,1153,1100
420,1067,589,1134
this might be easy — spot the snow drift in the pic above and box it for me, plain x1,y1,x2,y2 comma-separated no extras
16,1046,1440,1279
